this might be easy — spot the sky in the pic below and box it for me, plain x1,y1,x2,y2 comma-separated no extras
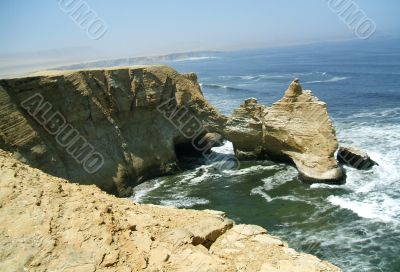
0,0,399,63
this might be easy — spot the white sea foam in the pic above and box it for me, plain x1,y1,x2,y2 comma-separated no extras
211,141,235,155
214,71,332,84
260,166,298,190
131,143,235,204
257,74,287,79
215,72,334,84
217,75,259,80
189,166,222,185
175,160,228,185
273,195,314,205
322,119,400,224
310,183,345,189
131,179,164,203
305,76,348,84
251,191,315,205
222,164,281,176
250,166,299,202
349,107,400,119
176,171,198,184
250,188,315,205
327,195,395,223
250,187,273,202
160,197,210,208
189,172,211,184
218,74,289,81
239,75,258,80
201,83,245,91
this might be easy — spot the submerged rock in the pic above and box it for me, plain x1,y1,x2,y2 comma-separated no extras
225,79,345,184
337,146,378,170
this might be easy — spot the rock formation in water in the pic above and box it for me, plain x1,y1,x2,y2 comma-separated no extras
337,146,378,170
0,149,341,271
225,79,344,183
0,66,344,197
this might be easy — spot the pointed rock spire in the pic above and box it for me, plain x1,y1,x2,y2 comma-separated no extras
284,78,303,98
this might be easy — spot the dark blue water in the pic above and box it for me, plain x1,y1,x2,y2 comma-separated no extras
132,39,400,272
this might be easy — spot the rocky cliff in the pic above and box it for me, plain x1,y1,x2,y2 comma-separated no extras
0,149,341,271
0,66,226,197
225,79,344,183
0,66,344,197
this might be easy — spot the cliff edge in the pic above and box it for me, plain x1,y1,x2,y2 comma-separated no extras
0,149,340,271
0,66,226,196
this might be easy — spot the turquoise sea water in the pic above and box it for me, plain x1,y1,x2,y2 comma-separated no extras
131,40,400,272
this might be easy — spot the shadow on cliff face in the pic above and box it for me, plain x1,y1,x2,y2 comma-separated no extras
173,132,226,171
174,140,204,169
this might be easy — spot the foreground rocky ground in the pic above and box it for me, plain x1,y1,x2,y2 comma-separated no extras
0,149,341,271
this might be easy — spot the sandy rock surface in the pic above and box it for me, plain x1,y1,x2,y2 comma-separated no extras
0,149,341,271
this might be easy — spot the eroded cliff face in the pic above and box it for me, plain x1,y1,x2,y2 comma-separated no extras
225,79,344,183
0,66,226,196
0,149,341,271
0,66,344,197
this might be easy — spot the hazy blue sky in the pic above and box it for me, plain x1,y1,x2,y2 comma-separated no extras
0,0,399,59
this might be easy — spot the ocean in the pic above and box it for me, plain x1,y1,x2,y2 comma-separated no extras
131,39,400,272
